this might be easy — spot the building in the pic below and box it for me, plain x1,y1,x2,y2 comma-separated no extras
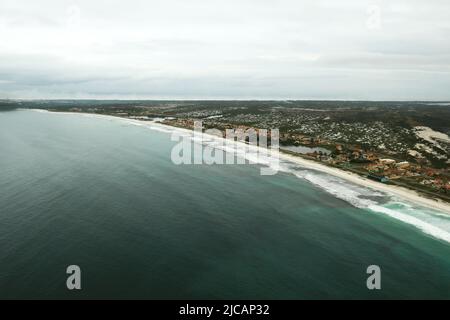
380,159,396,165
395,161,410,169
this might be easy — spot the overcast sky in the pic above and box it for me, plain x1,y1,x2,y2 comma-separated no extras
0,0,449,100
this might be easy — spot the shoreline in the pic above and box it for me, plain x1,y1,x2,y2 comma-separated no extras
29,109,450,215
280,152,450,214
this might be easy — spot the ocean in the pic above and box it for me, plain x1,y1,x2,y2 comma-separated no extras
0,109,449,299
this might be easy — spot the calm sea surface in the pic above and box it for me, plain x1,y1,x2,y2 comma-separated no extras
0,109,449,299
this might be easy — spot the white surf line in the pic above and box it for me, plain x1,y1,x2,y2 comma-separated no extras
368,204,450,243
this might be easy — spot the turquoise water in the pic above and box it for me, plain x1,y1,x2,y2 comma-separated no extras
0,109,449,299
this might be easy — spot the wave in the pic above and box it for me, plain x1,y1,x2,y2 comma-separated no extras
368,205,450,243
293,168,450,244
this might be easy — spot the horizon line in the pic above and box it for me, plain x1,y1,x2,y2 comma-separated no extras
2,98,450,103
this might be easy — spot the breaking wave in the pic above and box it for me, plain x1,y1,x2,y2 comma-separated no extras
292,167,450,244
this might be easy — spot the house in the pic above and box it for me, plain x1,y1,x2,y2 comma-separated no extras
395,161,410,169
380,159,396,165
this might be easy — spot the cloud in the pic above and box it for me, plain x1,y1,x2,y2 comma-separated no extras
0,0,449,99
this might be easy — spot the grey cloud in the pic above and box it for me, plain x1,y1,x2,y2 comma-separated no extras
0,0,450,100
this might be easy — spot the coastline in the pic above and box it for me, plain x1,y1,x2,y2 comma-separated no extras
29,109,450,215
280,152,450,214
